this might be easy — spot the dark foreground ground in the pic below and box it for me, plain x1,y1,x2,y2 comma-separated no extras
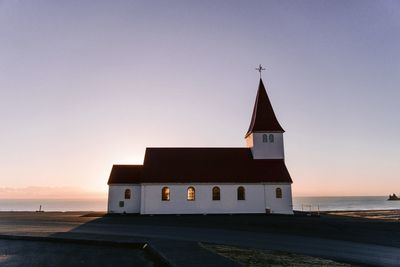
0,239,157,267
1,211,400,266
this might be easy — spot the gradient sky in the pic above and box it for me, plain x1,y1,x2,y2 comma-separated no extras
0,0,399,198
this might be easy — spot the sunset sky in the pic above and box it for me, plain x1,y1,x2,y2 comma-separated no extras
1,0,399,198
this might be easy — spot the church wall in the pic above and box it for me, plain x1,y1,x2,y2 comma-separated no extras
247,133,284,159
140,183,291,215
108,185,141,213
264,184,293,214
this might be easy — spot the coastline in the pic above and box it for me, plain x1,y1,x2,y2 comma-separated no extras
2,196,399,212
323,209,400,221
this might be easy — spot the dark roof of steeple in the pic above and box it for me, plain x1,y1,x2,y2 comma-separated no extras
245,79,284,137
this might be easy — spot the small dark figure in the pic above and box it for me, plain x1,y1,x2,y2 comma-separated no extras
36,205,44,212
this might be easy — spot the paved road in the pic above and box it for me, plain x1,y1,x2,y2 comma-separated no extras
0,239,155,267
71,222,400,266
1,212,399,266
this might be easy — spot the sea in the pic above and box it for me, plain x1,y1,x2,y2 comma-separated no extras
0,196,399,212
293,196,400,211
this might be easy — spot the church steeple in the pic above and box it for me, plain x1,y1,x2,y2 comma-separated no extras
245,79,284,138
245,78,285,159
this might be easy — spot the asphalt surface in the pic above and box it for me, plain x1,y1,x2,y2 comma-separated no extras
1,212,400,266
0,239,156,267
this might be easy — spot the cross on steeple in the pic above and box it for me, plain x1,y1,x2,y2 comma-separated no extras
255,64,266,79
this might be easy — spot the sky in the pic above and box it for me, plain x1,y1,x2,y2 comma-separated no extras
0,0,399,198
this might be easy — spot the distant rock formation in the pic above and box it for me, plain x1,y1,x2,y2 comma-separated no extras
388,194,400,201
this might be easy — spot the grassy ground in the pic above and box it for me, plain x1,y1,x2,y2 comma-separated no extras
202,244,354,267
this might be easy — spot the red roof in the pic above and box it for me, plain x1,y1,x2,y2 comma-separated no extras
108,165,143,184
245,79,284,137
108,148,292,184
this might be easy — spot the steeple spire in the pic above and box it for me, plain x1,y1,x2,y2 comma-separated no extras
245,79,284,137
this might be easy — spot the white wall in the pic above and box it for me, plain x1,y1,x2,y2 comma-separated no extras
264,184,293,214
246,132,284,159
140,183,292,215
108,185,141,213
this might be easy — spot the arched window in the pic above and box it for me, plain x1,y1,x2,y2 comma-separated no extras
162,187,170,201
187,186,195,201
276,187,282,198
212,186,220,201
262,134,268,143
237,186,245,200
269,134,274,143
124,189,131,199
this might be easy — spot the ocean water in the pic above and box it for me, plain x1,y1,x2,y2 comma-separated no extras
293,196,400,211
0,199,107,212
0,196,399,212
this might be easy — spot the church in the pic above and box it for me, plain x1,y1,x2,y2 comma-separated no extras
107,77,294,215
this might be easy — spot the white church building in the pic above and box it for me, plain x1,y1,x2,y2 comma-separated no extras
107,78,294,215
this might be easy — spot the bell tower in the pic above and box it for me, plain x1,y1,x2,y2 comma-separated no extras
245,79,285,159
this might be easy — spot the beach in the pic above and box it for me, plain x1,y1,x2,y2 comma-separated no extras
325,209,400,221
